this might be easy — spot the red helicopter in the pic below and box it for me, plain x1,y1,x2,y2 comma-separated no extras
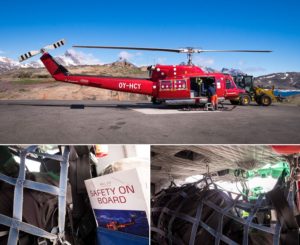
19,39,271,106
105,214,136,231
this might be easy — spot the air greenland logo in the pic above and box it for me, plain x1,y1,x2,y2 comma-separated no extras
118,82,142,90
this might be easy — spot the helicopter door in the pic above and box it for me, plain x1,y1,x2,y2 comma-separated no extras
190,77,202,97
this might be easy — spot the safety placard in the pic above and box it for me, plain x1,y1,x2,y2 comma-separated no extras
85,168,150,237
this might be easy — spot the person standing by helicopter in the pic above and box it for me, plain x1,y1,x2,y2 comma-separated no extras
207,80,218,110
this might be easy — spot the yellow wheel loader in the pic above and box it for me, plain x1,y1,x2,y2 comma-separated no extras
233,75,283,106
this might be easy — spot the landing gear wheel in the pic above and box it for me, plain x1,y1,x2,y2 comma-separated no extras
151,97,162,105
239,94,251,106
260,94,272,106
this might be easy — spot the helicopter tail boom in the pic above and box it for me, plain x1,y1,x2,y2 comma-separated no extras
40,52,154,96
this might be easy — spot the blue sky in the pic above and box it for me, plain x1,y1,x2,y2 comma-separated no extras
1,0,299,76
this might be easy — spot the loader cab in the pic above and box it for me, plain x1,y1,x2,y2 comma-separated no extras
234,75,254,93
190,77,215,98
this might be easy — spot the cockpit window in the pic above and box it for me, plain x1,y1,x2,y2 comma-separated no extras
226,79,234,89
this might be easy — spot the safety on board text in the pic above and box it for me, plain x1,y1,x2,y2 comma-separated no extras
90,185,135,205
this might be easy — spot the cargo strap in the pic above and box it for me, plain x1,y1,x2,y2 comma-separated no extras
0,146,70,245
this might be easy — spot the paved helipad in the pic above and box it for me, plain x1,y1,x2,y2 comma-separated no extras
0,100,299,144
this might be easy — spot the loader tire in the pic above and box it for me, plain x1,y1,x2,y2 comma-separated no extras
260,94,272,106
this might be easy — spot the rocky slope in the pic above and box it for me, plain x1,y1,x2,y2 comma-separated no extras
254,72,300,89
221,68,300,89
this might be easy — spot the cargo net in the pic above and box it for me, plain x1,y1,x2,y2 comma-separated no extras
0,146,70,245
151,177,290,245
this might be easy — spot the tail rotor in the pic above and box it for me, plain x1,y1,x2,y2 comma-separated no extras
19,39,66,62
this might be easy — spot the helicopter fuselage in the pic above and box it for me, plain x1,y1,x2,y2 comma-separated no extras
41,52,245,105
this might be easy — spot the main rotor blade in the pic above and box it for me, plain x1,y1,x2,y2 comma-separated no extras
197,49,272,53
73,45,181,53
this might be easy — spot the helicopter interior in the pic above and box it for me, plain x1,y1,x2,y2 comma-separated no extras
190,77,215,98
151,145,300,245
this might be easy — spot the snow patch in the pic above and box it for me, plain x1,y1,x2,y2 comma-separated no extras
264,75,275,79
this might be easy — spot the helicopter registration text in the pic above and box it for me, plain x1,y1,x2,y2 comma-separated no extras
119,82,142,90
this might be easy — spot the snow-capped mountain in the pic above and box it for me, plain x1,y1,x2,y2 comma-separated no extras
221,68,300,89
0,49,101,73
255,72,300,89
221,68,245,76
0,56,19,72
55,49,101,66
0,56,43,73
201,66,218,73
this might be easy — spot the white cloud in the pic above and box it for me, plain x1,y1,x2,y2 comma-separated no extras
119,51,133,60
67,49,102,65
193,56,214,66
118,51,142,61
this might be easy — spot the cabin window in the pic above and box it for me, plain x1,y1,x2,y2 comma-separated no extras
174,79,187,90
160,80,172,91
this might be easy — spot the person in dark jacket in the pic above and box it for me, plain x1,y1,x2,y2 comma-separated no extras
207,81,218,110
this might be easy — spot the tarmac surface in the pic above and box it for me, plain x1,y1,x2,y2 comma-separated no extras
0,100,299,144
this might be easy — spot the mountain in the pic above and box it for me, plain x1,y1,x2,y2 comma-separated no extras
55,50,83,66
221,68,245,76
0,56,42,73
0,49,101,73
254,72,300,89
55,49,101,66
104,58,137,68
202,66,218,73
0,57,19,73
221,68,300,89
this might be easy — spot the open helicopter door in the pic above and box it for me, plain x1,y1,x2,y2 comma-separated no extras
190,77,215,97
